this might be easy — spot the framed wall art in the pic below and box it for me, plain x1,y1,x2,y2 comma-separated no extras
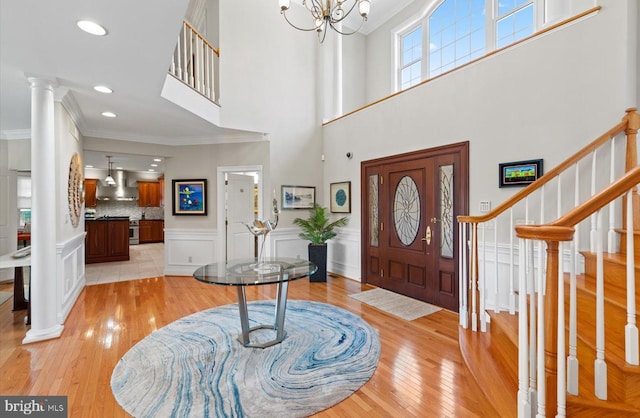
330,181,351,213
172,179,207,215
499,159,543,188
281,185,315,209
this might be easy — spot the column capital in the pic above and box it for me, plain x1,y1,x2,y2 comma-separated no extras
25,73,58,90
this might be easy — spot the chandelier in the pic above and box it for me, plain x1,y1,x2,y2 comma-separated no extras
279,0,371,43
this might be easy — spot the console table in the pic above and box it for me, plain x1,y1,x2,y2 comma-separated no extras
0,249,31,325
193,257,317,348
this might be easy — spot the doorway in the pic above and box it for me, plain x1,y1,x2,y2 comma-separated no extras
360,142,469,312
217,166,263,263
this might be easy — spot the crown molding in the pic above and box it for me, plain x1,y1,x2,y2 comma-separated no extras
59,91,86,134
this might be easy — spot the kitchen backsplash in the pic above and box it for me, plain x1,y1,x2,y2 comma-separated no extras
90,200,164,219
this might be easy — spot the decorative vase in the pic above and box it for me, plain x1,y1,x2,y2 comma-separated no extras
308,243,327,282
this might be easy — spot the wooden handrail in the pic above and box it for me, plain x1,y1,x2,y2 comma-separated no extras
183,20,220,56
515,166,640,241
459,108,638,224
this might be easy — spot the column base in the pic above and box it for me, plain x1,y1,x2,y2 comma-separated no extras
22,324,64,344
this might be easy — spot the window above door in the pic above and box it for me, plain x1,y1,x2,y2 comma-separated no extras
395,0,534,92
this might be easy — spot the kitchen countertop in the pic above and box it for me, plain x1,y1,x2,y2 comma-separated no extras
85,216,130,221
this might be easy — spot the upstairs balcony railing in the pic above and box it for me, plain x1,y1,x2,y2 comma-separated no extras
169,20,219,104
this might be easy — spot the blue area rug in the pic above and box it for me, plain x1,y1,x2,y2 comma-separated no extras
111,300,380,417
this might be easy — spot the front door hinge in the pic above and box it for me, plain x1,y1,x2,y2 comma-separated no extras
380,175,383,185
381,268,384,278
380,222,384,232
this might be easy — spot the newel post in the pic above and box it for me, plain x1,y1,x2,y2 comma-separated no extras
543,240,560,418
624,108,639,230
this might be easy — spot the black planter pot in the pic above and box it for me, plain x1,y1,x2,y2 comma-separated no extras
308,243,327,282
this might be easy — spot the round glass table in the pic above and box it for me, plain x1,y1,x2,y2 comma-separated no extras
193,257,317,348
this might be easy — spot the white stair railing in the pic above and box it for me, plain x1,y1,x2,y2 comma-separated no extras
515,168,639,417
169,20,219,104
458,109,640,417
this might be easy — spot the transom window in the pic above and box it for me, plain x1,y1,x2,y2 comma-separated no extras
397,0,535,91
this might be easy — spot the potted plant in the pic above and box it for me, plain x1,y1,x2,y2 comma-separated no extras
293,204,348,282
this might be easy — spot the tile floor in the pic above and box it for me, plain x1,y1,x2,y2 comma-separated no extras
85,243,164,285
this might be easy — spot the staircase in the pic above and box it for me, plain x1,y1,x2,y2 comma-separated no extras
458,109,640,417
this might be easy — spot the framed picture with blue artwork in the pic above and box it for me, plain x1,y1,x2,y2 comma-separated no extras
330,181,351,213
172,179,207,215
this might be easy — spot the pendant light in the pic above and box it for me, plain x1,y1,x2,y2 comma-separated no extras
105,156,116,185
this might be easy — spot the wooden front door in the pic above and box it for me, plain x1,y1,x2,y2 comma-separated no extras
361,142,469,312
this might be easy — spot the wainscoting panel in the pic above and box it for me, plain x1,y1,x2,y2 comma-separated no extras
269,228,307,260
328,228,361,280
165,228,217,276
56,232,85,323
477,242,583,312
270,228,361,281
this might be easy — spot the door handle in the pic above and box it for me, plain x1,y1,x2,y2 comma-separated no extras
421,225,432,245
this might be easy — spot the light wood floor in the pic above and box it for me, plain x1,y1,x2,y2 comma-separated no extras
0,275,498,417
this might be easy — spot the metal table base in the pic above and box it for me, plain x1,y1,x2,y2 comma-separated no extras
236,280,289,348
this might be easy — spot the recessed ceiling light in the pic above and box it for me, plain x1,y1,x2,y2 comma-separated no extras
101,111,116,118
94,85,113,94
153,158,162,162
85,165,94,168
151,164,158,167
116,166,123,170
148,169,155,172
77,20,108,36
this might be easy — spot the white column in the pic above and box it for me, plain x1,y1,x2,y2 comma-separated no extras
23,77,64,344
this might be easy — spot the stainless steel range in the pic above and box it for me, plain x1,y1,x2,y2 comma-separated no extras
129,219,140,245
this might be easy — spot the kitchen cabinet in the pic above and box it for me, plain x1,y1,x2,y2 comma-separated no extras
139,220,164,243
85,219,130,264
158,177,164,207
84,179,98,207
138,181,160,207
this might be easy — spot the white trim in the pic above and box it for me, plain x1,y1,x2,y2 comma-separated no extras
56,232,85,323
164,228,217,276
216,165,263,264
0,130,31,140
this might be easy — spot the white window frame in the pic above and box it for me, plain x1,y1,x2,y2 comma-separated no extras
397,22,426,91
393,0,540,93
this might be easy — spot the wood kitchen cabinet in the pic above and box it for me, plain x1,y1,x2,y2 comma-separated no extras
139,220,164,243
85,219,130,264
84,179,98,207
138,181,160,207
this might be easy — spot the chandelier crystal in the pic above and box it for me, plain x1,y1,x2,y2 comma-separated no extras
279,0,371,43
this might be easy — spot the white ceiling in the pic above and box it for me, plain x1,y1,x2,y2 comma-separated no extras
0,0,409,170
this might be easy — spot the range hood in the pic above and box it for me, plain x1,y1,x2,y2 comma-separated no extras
96,170,139,201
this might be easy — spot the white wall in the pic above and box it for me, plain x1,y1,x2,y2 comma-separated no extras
55,102,84,242
217,0,325,228
342,32,368,114
164,141,269,230
322,0,638,279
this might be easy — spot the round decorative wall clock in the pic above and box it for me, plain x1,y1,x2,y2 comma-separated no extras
68,152,84,228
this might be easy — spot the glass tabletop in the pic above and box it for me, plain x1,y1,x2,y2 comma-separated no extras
193,257,317,286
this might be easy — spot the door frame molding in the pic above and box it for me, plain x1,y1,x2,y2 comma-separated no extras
217,165,263,263
360,141,469,303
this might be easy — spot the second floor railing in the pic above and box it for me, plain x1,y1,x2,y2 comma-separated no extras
169,20,219,104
